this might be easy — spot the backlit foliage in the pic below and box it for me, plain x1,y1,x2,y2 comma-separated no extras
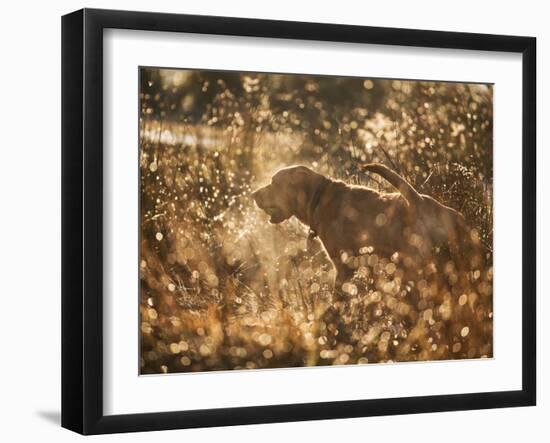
139,68,493,374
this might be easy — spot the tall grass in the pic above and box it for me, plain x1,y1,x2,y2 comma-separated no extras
139,71,493,374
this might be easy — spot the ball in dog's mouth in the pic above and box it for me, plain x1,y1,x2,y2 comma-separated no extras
265,207,280,223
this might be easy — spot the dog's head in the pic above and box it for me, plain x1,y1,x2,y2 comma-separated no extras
252,165,324,224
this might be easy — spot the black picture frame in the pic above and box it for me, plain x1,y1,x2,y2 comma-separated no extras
62,8,536,435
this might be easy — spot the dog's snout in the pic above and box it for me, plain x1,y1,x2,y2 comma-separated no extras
251,187,261,202
251,185,268,205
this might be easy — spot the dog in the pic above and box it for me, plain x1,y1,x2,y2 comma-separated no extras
252,164,474,288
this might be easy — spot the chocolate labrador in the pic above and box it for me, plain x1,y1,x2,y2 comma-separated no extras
252,164,472,287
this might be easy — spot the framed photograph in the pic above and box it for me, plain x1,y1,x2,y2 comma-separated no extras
62,8,536,434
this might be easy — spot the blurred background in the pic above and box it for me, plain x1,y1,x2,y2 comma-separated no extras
1,1,545,440
139,68,493,374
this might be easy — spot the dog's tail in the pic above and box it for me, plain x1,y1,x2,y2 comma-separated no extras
362,163,424,207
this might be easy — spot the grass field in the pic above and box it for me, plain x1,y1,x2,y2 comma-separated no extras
139,70,493,374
